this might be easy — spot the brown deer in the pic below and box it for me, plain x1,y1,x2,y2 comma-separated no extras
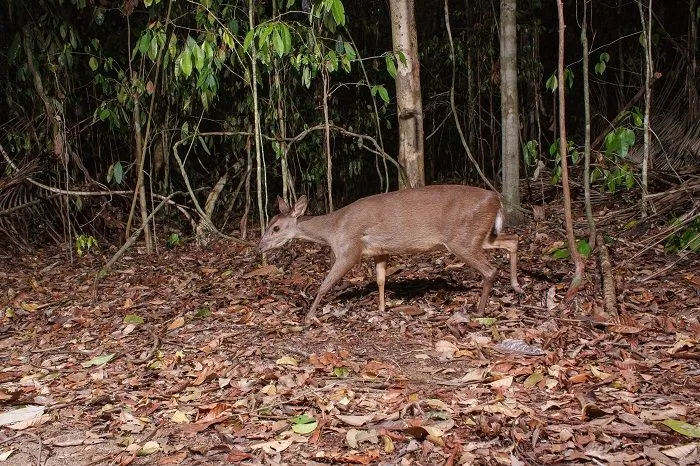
259,185,523,325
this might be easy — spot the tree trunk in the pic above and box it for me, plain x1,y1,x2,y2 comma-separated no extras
240,129,253,240
465,0,476,152
249,0,266,237
499,0,521,224
467,52,476,153
689,0,698,122
638,0,653,218
127,90,153,253
322,70,333,212
389,0,424,189
277,72,290,203
556,0,585,298
23,34,65,166
272,0,290,203
582,0,596,248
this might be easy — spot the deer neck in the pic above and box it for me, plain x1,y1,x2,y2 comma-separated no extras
296,213,337,246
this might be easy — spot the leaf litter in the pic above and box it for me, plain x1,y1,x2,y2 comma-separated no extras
0,217,699,465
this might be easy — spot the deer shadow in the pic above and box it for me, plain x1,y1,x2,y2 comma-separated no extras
334,276,472,304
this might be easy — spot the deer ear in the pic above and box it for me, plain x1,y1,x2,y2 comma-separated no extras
277,196,291,215
290,195,308,218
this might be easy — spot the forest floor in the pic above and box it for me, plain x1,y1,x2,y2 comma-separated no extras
1,211,699,466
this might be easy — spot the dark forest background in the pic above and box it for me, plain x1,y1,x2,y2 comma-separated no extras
0,0,698,252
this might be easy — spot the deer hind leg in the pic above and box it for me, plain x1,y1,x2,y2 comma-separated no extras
484,233,523,294
446,241,497,314
306,250,360,326
374,255,388,314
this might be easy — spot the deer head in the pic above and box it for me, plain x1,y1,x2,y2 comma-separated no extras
258,195,308,252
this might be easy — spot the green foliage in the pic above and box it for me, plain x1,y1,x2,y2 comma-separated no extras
564,67,574,88
661,419,700,438
594,165,634,193
371,85,390,104
172,34,219,108
124,314,145,325
522,140,538,167
106,161,124,185
1,0,397,238
551,239,592,259
290,414,318,434
75,235,98,256
573,108,642,194
167,233,182,249
545,67,573,93
82,353,115,368
310,0,346,32
194,307,212,319
545,73,557,92
385,54,397,79
604,127,635,159
548,139,580,184
587,122,638,193
665,217,700,253
595,52,610,75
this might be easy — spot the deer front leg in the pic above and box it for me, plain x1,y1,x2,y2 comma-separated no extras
305,251,360,326
375,255,388,313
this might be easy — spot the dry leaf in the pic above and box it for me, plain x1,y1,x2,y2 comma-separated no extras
523,372,544,388
668,339,697,355
483,402,522,418
336,414,374,427
382,435,394,453
0,405,44,427
608,324,642,334
346,429,379,448
640,406,687,421
391,305,425,316
250,439,293,453
489,376,513,390
139,441,160,456
435,340,458,359
7,413,50,431
494,339,545,356
157,452,187,465
661,443,699,458
546,286,557,310
170,410,190,424
276,356,298,366
168,316,185,330
226,450,253,462
461,368,488,382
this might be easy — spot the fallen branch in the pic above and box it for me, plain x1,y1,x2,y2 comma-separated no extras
172,140,254,246
95,191,182,283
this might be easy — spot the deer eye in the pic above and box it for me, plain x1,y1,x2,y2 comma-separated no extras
273,226,280,232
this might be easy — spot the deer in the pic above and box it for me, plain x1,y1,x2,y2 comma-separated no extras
258,184,524,326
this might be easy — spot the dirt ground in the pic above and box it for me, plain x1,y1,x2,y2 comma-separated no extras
1,217,699,465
